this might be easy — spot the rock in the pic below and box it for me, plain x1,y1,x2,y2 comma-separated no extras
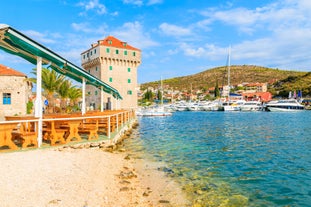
124,155,130,160
48,199,61,204
119,170,137,179
119,180,131,185
120,187,130,191
90,143,99,148
195,190,203,195
159,200,170,204
99,143,106,148
119,148,126,152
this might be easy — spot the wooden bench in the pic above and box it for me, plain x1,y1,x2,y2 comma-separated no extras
0,122,19,150
79,119,99,140
4,116,38,149
18,121,38,148
43,120,67,145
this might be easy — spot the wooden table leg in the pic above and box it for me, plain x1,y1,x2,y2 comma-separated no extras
0,123,18,150
66,121,82,143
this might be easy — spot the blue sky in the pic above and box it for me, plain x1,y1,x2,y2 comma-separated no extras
1,0,311,83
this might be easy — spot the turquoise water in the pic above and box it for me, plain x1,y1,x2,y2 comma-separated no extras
125,111,311,206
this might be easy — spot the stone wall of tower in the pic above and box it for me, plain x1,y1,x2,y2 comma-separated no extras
81,40,141,110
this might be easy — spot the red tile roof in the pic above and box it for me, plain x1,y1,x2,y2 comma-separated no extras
0,64,26,77
93,36,140,51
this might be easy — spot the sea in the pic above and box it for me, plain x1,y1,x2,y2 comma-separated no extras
124,111,311,207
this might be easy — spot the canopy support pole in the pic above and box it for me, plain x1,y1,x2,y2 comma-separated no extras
82,78,86,115
34,56,43,147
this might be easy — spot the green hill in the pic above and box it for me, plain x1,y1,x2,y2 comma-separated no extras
141,65,311,97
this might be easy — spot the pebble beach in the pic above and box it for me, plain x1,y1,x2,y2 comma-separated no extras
0,138,191,207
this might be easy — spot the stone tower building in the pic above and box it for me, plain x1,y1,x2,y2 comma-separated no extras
81,36,141,110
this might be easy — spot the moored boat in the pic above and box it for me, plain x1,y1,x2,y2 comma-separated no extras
240,101,263,111
265,99,304,112
136,106,173,116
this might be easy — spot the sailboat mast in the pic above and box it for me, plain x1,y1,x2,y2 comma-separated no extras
227,45,231,101
160,76,163,105
228,46,231,88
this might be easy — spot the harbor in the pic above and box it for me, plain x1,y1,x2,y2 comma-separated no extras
127,111,311,206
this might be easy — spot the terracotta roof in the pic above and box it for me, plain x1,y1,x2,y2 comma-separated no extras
0,64,26,77
88,36,140,52
245,82,265,87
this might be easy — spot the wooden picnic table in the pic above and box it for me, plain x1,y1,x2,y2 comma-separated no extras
62,119,82,143
4,116,38,148
0,122,18,150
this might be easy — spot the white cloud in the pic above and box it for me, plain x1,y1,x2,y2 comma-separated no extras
123,0,143,6
111,21,159,49
71,22,107,34
77,0,107,15
23,30,56,44
159,23,192,37
147,0,163,5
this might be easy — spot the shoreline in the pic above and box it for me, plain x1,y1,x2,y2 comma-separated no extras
0,128,191,207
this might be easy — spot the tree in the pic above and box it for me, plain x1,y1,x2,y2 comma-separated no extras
68,86,82,112
57,79,71,112
143,89,154,102
30,68,65,113
214,80,220,98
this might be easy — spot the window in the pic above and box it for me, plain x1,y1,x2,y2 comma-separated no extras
87,91,91,95
90,51,92,55
83,54,85,59
109,77,113,82
109,66,112,70
128,79,131,83
95,91,98,96
116,50,119,54
94,49,96,54
108,40,112,44
127,90,132,95
124,50,128,55
3,93,11,105
128,68,131,72
96,66,98,71
133,52,136,56
106,48,110,53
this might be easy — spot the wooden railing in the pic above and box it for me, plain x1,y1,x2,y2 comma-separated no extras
0,110,136,151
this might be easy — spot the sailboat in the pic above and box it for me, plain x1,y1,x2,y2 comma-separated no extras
136,77,173,116
223,46,244,111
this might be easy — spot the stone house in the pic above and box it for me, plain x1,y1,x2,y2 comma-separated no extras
0,64,32,120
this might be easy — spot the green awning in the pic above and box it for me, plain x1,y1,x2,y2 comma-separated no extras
0,24,122,99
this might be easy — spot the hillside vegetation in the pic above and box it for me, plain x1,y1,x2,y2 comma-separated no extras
141,65,311,97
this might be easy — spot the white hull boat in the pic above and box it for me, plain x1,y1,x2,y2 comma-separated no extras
266,99,304,112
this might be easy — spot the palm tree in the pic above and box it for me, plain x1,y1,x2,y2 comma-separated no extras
68,86,82,112
30,68,65,113
57,79,71,113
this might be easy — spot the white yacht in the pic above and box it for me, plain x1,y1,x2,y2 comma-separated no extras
240,101,263,111
223,100,246,111
136,106,173,116
266,99,304,112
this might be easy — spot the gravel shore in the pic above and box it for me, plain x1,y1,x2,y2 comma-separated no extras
0,144,190,207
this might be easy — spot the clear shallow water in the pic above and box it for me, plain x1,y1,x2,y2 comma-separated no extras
125,111,311,206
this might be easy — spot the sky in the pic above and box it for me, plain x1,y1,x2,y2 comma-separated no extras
1,0,311,84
